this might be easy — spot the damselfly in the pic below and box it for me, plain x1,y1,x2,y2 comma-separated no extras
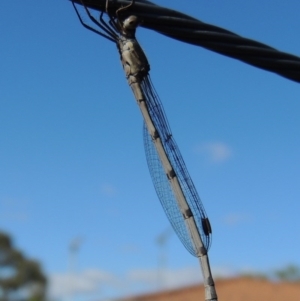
71,1,217,299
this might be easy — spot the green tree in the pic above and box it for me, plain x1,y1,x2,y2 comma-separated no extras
274,264,300,282
0,232,47,301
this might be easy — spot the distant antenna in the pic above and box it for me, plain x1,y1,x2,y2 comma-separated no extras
68,236,84,301
70,237,84,253
156,228,172,290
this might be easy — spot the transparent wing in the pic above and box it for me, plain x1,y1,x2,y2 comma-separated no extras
143,123,198,255
142,76,211,254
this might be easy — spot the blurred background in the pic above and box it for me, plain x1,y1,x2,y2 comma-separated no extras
1,0,300,300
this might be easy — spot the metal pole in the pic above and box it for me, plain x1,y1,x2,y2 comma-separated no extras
68,237,83,301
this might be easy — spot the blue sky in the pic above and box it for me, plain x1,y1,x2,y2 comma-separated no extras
1,0,300,300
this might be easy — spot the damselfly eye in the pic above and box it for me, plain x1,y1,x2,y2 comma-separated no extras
124,15,139,29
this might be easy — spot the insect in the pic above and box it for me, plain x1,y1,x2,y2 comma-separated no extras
71,1,217,300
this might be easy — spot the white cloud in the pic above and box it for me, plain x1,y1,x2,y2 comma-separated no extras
196,142,232,163
48,266,202,300
127,266,202,289
0,197,30,222
0,212,29,222
223,213,252,226
49,269,119,299
120,244,140,254
212,266,238,278
101,183,117,197
48,265,239,300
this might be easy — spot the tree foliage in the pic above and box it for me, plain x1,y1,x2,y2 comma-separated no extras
274,264,300,282
0,232,47,301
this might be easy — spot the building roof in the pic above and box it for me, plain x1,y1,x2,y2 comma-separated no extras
116,277,300,301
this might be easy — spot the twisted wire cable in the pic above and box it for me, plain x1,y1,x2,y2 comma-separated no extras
71,0,300,83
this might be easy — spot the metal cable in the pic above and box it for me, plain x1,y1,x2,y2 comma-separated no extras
71,0,300,83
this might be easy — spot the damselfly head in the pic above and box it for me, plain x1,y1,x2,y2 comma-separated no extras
123,15,139,30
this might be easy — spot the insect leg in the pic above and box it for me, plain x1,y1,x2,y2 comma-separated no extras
106,0,123,32
116,0,136,28
99,11,119,38
72,0,116,42
78,0,118,40
116,0,136,17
